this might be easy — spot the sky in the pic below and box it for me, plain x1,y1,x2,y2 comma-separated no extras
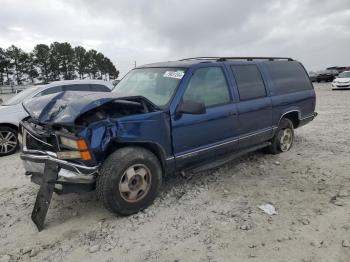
0,0,349,76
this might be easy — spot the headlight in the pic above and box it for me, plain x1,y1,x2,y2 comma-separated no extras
60,137,88,150
57,151,82,159
58,137,91,160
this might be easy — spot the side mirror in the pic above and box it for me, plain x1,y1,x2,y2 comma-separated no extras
176,100,206,115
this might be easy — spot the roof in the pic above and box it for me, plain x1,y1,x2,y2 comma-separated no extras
36,79,113,91
138,57,295,69
139,60,203,68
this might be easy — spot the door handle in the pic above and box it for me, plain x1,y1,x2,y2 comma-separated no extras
228,111,237,116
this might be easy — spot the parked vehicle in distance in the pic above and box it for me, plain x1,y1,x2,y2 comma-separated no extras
308,72,317,82
20,57,317,230
0,80,112,156
314,70,335,82
332,71,350,90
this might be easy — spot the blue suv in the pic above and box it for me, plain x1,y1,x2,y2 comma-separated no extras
20,57,317,230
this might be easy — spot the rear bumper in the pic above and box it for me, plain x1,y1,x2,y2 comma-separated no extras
298,112,318,127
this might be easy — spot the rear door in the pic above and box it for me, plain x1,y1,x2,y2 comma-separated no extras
171,65,239,169
229,64,273,149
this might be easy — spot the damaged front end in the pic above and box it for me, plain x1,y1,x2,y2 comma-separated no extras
20,91,161,230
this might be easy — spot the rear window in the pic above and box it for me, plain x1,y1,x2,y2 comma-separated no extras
231,65,266,101
266,61,313,95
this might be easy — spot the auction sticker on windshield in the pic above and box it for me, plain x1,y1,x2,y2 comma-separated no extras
163,70,185,79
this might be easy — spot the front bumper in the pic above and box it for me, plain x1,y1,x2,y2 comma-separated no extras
20,123,98,194
332,83,350,89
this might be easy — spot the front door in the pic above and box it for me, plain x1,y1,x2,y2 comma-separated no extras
171,65,239,169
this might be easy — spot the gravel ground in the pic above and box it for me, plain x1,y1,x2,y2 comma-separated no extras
0,83,349,262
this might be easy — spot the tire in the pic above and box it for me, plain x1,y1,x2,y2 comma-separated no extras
0,126,19,157
266,118,294,155
96,146,162,215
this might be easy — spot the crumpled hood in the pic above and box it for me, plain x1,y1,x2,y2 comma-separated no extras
22,91,154,125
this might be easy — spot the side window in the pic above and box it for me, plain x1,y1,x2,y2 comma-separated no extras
231,65,266,101
183,67,231,107
36,86,63,97
90,84,110,92
265,61,313,95
62,84,90,92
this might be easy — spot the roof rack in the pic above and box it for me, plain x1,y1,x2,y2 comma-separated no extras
179,57,294,62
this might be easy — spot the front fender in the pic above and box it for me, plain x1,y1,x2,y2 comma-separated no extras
78,111,173,170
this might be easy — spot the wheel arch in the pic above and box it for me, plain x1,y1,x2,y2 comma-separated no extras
279,110,300,128
0,123,19,132
104,141,167,175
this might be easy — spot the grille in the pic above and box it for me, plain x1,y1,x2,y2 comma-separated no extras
23,128,56,152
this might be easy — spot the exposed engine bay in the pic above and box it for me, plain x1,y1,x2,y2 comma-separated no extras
74,97,156,128
22,91,160,133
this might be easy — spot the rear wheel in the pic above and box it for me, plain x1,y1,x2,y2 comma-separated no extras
97,147,162,215
266,118,294,155
0,126,19,157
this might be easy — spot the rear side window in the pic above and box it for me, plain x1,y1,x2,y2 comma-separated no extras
183,67,231,107
231,65,266,101
90,84,110,92
266,61,313,95
37,86,63,96
62,84,90,92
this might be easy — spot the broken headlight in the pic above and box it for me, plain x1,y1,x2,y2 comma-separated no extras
58,137,91,161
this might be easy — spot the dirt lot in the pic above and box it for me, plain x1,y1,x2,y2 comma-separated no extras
0,83,349,262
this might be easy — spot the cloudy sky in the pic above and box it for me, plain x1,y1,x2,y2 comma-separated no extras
0,0,349,76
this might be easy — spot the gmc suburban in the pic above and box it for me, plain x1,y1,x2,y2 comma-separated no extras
20,57,317,230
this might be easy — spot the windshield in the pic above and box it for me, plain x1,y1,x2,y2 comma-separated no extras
337,71,350,78
3,87,39,106
112,67,186,106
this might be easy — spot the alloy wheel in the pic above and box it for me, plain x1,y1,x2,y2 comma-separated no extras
279,128,293,152
0,131,18,154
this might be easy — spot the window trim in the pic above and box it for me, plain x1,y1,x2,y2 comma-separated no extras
230,64,268,102
182,66,233,109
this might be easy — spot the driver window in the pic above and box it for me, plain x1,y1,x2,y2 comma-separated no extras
183,67,231,107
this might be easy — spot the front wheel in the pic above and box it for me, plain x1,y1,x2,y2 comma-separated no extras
0,126,19,157
97,147,162,215
266,118,294,155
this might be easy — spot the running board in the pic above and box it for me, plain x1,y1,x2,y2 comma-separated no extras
188,142,271,174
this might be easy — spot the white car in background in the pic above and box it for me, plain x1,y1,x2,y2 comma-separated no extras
332,71,350,90
0,80,113,156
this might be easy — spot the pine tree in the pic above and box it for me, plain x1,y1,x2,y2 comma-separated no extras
24,53,39,83
0,42,119,84
0,48,6,85
33,44,50,83
73,46,88,79
6,45,28,85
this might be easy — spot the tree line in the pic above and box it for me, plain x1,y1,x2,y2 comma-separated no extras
0,42,119,85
